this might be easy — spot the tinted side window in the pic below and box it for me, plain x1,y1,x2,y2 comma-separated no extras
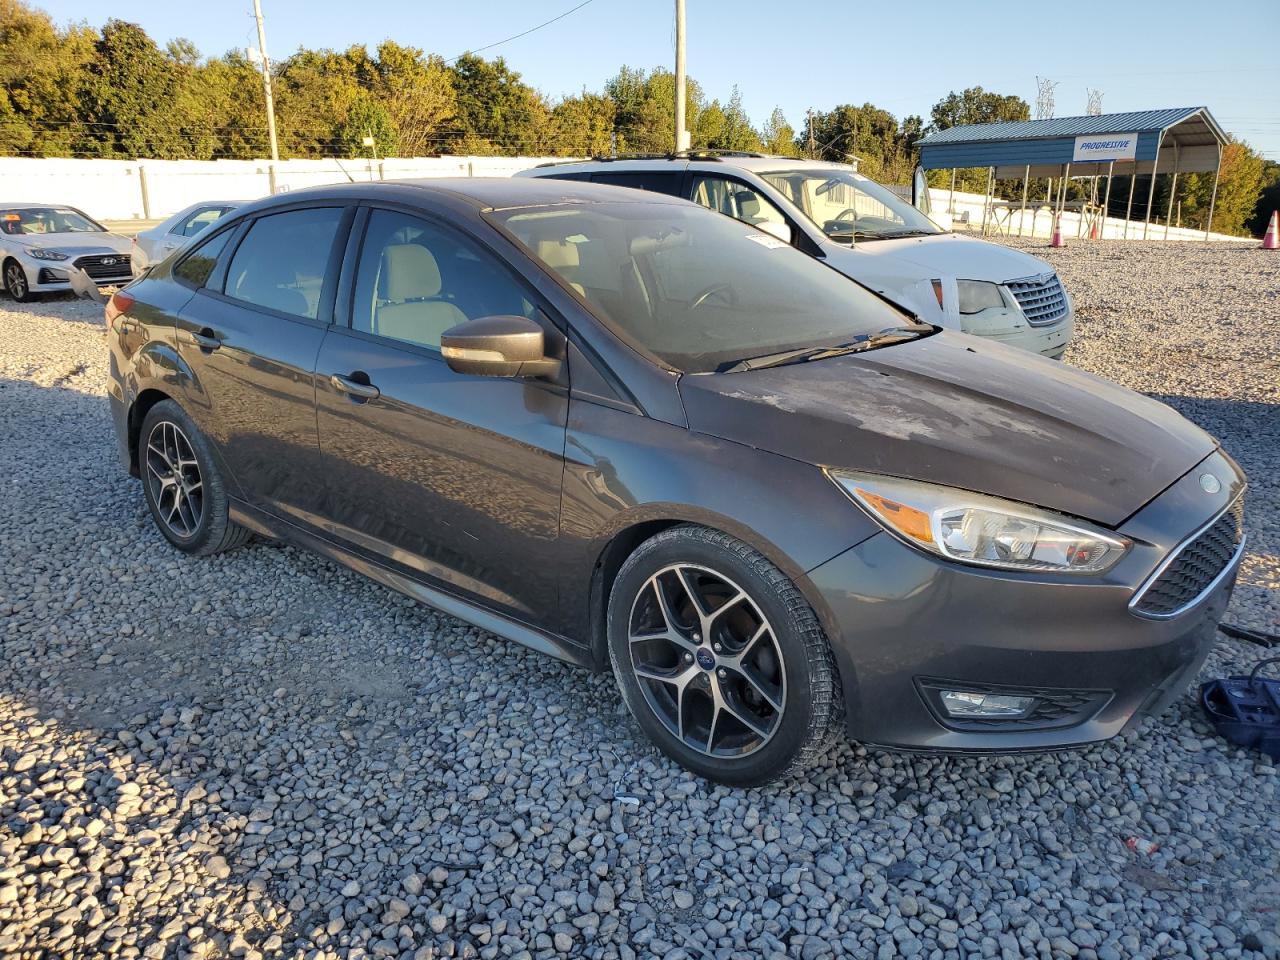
173,229,232,288
591,171,682,196
224,208,342,320
351,209,534,351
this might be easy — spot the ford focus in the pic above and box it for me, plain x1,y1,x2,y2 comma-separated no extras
106,179,1245,785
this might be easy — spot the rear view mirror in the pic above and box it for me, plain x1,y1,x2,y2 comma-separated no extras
440,315,561,378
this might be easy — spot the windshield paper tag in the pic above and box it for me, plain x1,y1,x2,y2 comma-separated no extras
745,234,788,249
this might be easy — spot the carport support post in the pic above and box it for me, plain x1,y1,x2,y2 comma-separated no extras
1124,173,1135,239
1101,161,1114,239
1143,139,1161,240
948,168,956,215
1018,165,1029,237
1164,143,1180,241
1204,146,1222,241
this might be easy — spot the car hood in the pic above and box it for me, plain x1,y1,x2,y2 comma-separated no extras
12,233,133,257
826,232,1055,284
679,332,1216,527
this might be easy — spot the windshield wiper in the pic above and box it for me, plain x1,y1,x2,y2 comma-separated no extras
719,327,930,373
877,229,937,239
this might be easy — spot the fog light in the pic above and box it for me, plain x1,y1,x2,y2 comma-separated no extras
939,689,1035,718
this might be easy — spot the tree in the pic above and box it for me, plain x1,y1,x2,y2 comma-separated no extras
372,42,455,157
549,91,616,157
1178,140,1266,236
0,0,95,156
929,87,1030,131
1246,160,1280,237
450,53,545,154
335,91,395,158
604,65,705,154
800,103,917,183
696,87,762,153
761,107,799,157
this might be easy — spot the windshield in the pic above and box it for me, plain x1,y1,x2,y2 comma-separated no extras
1,207,103,236
760,169,941,242
492,200,920,374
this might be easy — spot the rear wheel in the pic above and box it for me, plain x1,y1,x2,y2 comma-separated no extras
138,400,251,555
4,260,33,302
607,525,843,785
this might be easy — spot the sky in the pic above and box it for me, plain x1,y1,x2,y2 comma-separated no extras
39,0,1280,160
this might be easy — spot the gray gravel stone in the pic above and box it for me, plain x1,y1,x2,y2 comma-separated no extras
0,244,1277,958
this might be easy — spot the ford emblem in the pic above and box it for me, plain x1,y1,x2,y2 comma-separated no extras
1199,474,1222,494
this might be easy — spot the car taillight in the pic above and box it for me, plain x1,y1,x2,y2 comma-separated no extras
105,290,135,331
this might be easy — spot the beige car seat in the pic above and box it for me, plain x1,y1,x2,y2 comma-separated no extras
374,243,467,346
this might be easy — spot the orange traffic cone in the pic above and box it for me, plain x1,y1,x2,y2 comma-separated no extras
1090,218,1100,240
1262,211,1278,250
1051,214,1065,247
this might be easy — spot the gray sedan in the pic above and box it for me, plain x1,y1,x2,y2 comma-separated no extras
104,178,1245,785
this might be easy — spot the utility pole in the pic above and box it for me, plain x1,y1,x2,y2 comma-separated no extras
807,108,815,158
674,0,690,153
252,0,280,168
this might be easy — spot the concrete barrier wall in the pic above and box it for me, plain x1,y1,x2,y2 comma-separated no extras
0,156,575,222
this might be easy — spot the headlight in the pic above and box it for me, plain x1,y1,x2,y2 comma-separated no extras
828,470,1129,574
955,279,1012,314
26,248,69,261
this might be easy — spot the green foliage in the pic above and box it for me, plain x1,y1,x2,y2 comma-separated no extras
799,103,918,183
0,0,1270,232
929,87,1030,130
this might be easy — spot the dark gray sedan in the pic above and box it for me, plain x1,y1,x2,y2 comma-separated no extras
105,179,1245,785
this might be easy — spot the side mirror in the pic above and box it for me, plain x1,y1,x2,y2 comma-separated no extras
440,315,561,378
755,220,792,244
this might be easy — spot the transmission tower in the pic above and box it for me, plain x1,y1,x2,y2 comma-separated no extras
1035,77,1058,120
1086,88,1104,116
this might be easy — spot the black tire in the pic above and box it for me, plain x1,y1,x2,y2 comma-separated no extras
138,400,252,556
4,259,34,303
607,524,843,786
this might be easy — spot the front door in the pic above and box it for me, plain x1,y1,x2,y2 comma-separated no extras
313,207,569,628
173,205,347,519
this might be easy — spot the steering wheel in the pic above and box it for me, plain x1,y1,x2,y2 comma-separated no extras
689,282,736,311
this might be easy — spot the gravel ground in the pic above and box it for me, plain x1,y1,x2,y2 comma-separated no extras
1,240,1278,960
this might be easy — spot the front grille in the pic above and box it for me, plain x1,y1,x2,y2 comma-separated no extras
1007,273,1069,326
1132,497,1245,618
74,254,131,280
916,679,1111,731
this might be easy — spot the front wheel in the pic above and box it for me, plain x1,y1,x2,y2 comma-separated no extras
607,525,843,786
138,400,252,556
4,260,34,302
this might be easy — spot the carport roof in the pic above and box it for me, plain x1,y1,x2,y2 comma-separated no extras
917,107,1226,146
915,106,1226,176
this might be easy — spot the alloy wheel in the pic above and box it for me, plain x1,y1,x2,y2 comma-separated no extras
144,420,204,538
627,563,787,758
5,263,27,299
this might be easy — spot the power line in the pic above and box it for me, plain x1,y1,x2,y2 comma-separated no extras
444,0,597,64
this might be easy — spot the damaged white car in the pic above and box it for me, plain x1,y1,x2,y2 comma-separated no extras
1,203,132,302
520,156,1074,359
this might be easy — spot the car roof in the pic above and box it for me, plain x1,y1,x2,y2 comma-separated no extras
0,202,92,210
524,155,861,176
231,177,693,217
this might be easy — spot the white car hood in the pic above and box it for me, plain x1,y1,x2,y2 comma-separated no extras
11,232,133,258
822,233,1057,326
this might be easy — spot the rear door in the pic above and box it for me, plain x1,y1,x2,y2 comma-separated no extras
173,204,350,520
313,204,569,627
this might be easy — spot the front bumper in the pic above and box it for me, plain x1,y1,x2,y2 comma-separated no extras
808,449,1244,752
16,257,131,292
962,305,1074,359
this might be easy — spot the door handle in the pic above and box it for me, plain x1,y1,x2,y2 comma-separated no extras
330,373,380,401
188,328,221,351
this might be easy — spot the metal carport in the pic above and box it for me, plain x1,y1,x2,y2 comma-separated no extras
916,107,1228,240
